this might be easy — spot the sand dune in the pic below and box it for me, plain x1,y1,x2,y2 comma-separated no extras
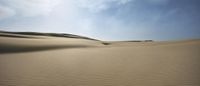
0,31,200,86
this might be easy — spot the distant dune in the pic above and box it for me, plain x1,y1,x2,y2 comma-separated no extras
0,31,200,86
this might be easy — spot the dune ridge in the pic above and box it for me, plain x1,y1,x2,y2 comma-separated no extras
0,30,99,41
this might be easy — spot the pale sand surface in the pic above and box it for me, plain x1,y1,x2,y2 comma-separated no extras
0,33,200,86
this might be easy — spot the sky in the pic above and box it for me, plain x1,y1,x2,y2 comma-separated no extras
0,0,200,41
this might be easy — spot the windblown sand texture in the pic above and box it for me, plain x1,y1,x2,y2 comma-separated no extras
0,31,200,86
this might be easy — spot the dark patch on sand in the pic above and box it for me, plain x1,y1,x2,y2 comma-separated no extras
0,44,90,54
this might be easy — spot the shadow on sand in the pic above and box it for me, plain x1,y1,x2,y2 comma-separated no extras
0,44,89,54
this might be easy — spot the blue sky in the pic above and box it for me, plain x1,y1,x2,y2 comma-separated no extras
0,0,200,41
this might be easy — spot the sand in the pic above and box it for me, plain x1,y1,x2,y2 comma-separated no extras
0,32,200,86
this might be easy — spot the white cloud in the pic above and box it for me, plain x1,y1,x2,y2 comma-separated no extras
76,0,132,13
0,5,15,19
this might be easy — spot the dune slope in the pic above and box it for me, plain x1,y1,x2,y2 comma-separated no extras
0,32,200,86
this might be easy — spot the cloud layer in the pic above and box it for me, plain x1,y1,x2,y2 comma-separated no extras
0,0,132,18
0,5,15,19
0,0,61,17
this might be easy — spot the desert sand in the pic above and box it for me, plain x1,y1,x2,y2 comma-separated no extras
0,31,200,86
